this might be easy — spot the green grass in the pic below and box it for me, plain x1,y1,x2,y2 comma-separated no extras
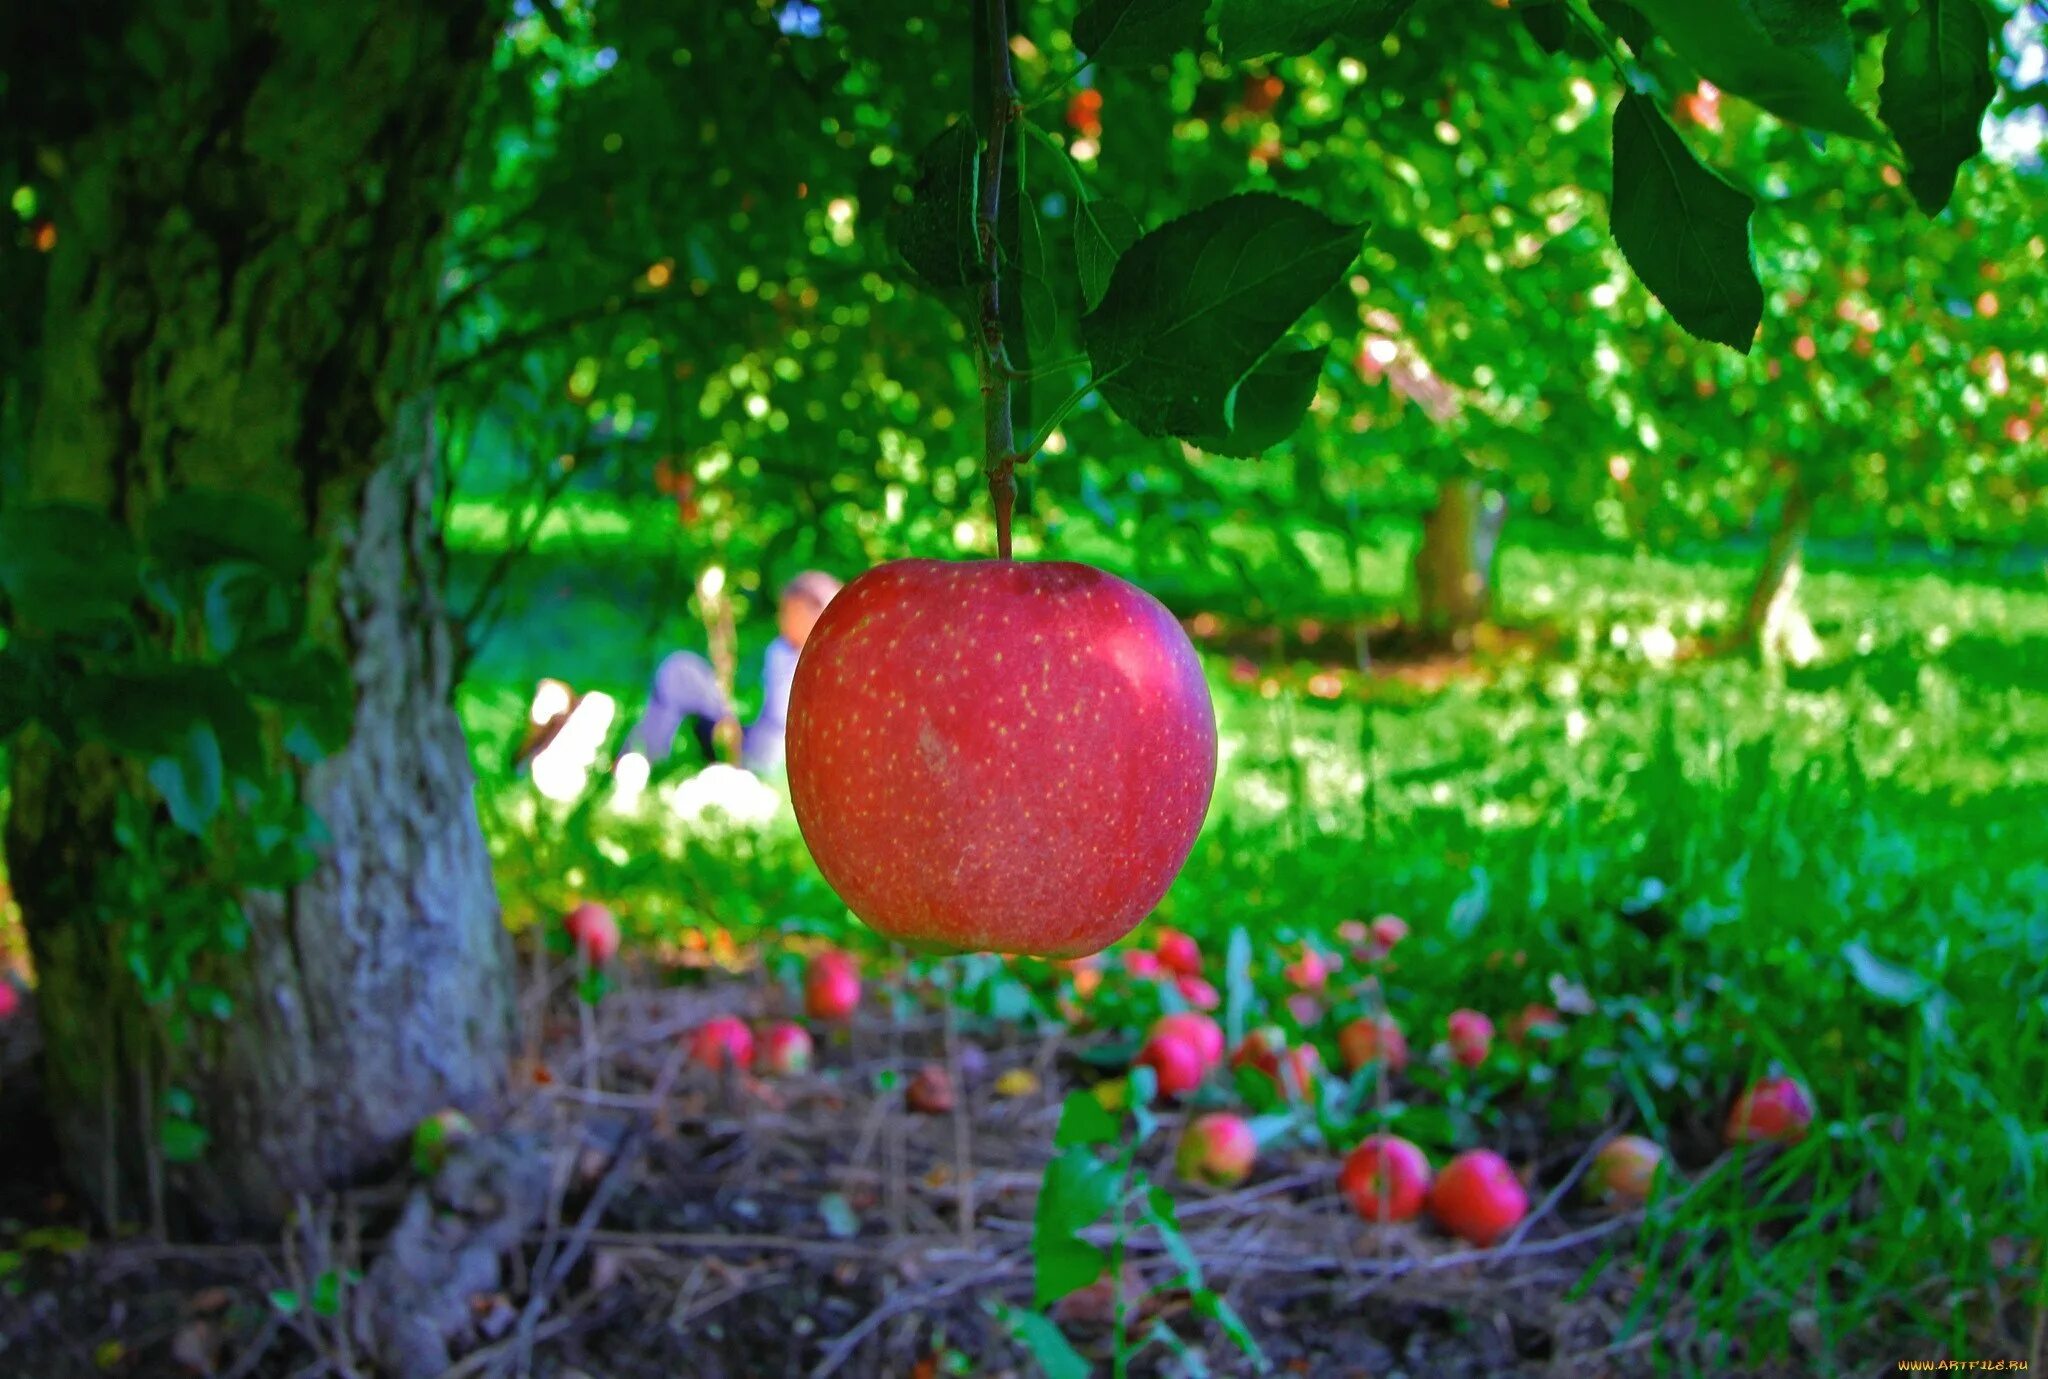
457,488,2048,1372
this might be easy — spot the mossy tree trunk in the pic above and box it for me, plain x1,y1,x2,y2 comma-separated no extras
1,2,509,1231
1412,476,1507,648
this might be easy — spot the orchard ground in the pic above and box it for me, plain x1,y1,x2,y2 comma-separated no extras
2,489,2044,1377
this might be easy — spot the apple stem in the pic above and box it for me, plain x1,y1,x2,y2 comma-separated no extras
976,0,1018,559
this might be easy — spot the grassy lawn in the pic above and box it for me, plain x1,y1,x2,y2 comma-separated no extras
450,488,2048,1370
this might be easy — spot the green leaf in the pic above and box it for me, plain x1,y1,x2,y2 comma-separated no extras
1033,1232,1108,1307
203,562,296,655
1055,1090,1123,1147
231,644,355,761
1082,192,1362,439
1073,0,1209,68
311,1271,343,1319
1879,0,1995,215
1215,0,1415,61
1609,92,1763,351
1628,0,1883,139
1018,190,1061,360
1038,1148,1121,1238
147,723,225,835
1224,925,1253,1049
988,1301,1092,1379
159,1117,211,1164
893,121,986,292
267,1289,301,1315
1841,940,1928,1004
1596,1,1652,52
1185,344,1326,456
1075,196,1140,312
0,502,138,630
1194,1290,1268,1366
145,490,314,579
0,646,42,739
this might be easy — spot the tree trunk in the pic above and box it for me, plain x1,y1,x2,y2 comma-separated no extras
1412,477,1507,648
2,2,507,1232
1741,477,1817,662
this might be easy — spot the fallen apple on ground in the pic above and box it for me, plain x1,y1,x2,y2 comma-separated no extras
1338,1014,1409,1074
690,1016,755,1071
1137,1030,1208,1098
1725,1076,1815,1146
1338,1134,1432,1223
787,560,1217,958
1588,1135,1668,1205
1447,1009,1494,1069
1153,927,1203,976
1428,1149,1528,1246
756,1022,814,1076
562,901,619,964
1176,1113,1258,1187
804,950,861,1021
1151,1012,1224,1069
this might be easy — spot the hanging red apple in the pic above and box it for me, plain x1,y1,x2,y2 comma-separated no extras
788,560,1217,957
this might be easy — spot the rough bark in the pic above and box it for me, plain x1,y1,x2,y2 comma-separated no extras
1741,477,1816,657
2,2,508,1231
1412,477,1507,647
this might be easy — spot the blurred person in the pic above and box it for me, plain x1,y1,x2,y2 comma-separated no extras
628,570,842,775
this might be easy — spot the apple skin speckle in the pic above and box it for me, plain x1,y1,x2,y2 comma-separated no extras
786,558,1218,958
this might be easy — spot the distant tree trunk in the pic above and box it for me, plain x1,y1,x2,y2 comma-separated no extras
2,2,507,1232
1412,477,1507,648
1740,477,1816,657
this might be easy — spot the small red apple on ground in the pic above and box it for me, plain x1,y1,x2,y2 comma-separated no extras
1339,1134,1432,1223
1232,1031,1320,1101
1725,1077,1814,1146
906,1063,956,1114
1137,1030,1207,1098
1151,1012,1224,1069
1505,1003,1563,1047
1447,1009,1494,1069
1284,947,1330,992
1176,1113,1257,1187
1338,1015,1409,1074
756,1022,815,1076
787,560,1218,958
1589,1135,1668,1205
691,1016,755,1072
1370,914,1409,952
563,902,620,964
1154,928,1202,976
0,978,19,1021
1176,974,1220,1011
1428,1149,1528,1246
1123,949,1164,980
804,950,861,1021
